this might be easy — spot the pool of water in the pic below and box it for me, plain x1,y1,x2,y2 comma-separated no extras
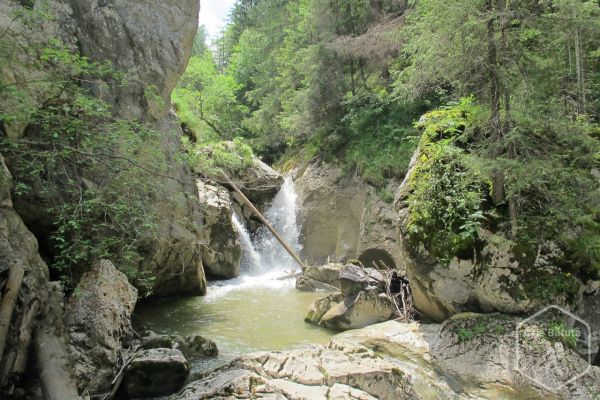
133,272,335,371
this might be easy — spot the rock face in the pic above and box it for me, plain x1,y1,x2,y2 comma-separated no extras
0,154,49,300
64,260,138,394
68,0,199,121
230,158,284,221
305,265,395,331
125,348,190,398
294,161,401,271
171,317,600,400
197,180,242,279
395,150,548,321
1,0,208,298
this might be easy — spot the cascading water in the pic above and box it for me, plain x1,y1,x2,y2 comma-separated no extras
231,211,262,274
253,177,303,273
205,176,302,300
134,175,332,371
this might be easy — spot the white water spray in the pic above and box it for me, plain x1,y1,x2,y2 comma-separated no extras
254,177,303,273
231,211,262,274
208,177,301,301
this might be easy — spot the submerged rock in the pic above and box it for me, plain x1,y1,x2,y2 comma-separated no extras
64,259,138,394
141,332,219,359
124,348,190,398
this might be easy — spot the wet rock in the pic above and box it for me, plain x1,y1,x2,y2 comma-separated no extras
181,318,600,400
64,259,138,394
304,263,343,287
319,289,395,331
141,332,218,359
296,276,338,292
197,180,242,279
125,348,190,398
305,292,344,324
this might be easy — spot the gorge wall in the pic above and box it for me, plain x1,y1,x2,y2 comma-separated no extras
1,0,207,297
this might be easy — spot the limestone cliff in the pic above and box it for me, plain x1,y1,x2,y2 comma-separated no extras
0,0,206,297
294,160,401,271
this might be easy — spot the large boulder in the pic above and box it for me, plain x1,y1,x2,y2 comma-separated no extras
229,158,284,218
64,259,138,394
395,150,550,321
124,348,190,398
294,161,402,270
171,317,600,400
197,180,242,279
296,263,343,292
318,289,395,331
305,265,394,331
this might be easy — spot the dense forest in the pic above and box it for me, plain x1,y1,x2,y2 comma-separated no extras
179,0,600,300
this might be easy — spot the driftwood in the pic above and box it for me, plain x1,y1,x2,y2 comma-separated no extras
102,348,142,400
35,284,80,400
0,263,25,362
0,297,39,391
221,174,306,269
12,298,39,375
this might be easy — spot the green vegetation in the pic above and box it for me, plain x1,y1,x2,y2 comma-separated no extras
0,7,163,294
451,314,511,343
546,320,581,349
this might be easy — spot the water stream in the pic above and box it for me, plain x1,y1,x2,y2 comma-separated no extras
134,177,333,371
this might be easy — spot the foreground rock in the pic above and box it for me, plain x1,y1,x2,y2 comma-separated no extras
197,181,242,279
64,260,138,394
170,315,600,400
125,348,190,398
305,265,395,331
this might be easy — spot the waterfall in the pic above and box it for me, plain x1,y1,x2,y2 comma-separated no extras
231,211,262,274
209,177,301,299
231,176,302,276
254,177,302,273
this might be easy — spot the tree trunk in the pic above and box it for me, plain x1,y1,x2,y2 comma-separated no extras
485,0,500,134
0,263,25,362
575,26,586,114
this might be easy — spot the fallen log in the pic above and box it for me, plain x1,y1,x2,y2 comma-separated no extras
220,174,306,270
0,263,25,362
35,284,80,400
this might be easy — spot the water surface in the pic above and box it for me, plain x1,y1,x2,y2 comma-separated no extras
134,275,333,370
